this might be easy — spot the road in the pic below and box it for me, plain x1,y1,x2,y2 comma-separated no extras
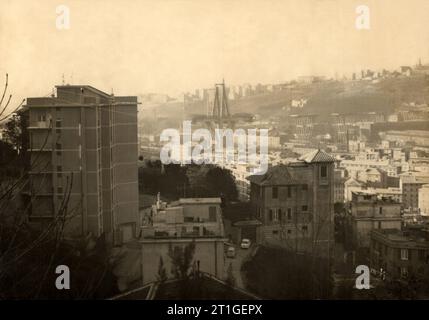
224,244,255,289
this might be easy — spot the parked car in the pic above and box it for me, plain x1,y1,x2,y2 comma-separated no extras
226,246,236,258
240,238,251,249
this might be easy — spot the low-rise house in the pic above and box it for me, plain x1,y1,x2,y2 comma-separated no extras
370,227,429,280
347,191,402,248
139,197,226,285
357,167,388,187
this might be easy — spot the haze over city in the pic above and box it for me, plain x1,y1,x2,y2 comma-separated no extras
1,0,429,104
1,0,429,304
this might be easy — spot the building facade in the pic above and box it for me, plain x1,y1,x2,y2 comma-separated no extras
140,197,226,285
248,149,335,257
334,168,346,204
419,184,429,216
400,174,429,211
347,192,402,248
25,85,139,244
370,228,429,280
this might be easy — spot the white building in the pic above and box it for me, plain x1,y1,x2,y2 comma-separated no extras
418,184,429,216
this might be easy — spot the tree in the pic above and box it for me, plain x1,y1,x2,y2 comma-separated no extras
226,262,236,287
138,161,238,202
167,240,199,299
3,108,28,152
168,240,196,280
0,140,19,178
3,108,29,170
138,160,188,199
186,164,238,201
0,74,119,299
205,166,238,201
157,256,168,282
0,168,121,299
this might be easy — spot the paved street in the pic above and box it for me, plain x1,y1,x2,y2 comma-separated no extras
224,244,255,289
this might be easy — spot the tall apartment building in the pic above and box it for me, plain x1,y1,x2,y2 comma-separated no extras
24,85,138,244
248,149,335,257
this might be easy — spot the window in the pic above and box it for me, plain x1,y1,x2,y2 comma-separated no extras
57,166,62,178
379,207,383,215
278,209,282,221
56,119,62,133
302,225,308,232
287,208,292,220
269,209,273,221
287,229,292,235
272,230,279,235
273,209,278,221
400,249,408,261
56,143,62,156
38,114,46,122
208,206,217,222
302,184,308,191
302,205,308,212
272,186,278,199
193,226,200,235
418,250,426,262
400,267,408,278
287,186,292,198
320,165,327,178
57,186,63,195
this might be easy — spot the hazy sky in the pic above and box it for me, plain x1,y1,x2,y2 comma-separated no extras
1,0,429,108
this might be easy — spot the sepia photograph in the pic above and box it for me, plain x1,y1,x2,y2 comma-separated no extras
0,0,429,308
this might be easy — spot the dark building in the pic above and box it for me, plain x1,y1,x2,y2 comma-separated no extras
248,149,335,257
370,227,429,280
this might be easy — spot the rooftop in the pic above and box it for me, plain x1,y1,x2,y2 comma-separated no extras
110,274,259,300
174,198,222,205
400,174,429,184
247,165,298,186
372,228,429,246
386,130,429,138
26,85,138,107
56,85,111,98
298,149,336,163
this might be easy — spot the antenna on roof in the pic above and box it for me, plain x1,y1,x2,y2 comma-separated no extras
62,73,65,85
